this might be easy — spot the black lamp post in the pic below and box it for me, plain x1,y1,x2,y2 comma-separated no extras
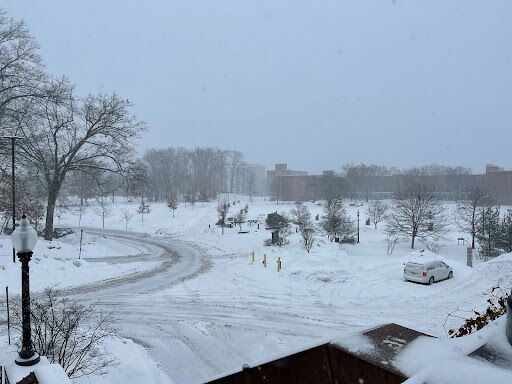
12,214,40,366
357,210,360,244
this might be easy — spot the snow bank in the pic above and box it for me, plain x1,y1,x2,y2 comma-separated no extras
76,338,173,384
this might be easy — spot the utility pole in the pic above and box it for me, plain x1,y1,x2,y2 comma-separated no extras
1,135,23,263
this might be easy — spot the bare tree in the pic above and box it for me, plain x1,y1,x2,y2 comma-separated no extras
0,11,45,125
386,184,448,249
120,208,133,230
217,200,229,234
7,288,114,379
0,168,44,231
320,199,355,242
55,202,69,225
54,194,70,225
137,199,150,222
233,210,246,230
404,164,471,176
229,151,245,193
385,226,399,255
15,77,146,240
365,200,388,229
66,170,101,206
456,187,492,249
290,202,316,252
167,196,178,217
93,195,112,229
184,191,196,206
75,203,87,227
143,147,231,202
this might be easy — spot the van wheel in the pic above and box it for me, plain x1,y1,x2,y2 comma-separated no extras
429,276,434,285
448,271,453,279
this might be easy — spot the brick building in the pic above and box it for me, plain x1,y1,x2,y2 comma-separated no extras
267,164,512,204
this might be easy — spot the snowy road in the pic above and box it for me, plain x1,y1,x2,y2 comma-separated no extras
61,229,209,298
59,229,217,383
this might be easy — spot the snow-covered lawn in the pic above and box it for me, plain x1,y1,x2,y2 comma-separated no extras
0,231,164,294
2,196,512,383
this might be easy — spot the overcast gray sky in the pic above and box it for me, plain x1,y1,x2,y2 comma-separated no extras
2,0,511,174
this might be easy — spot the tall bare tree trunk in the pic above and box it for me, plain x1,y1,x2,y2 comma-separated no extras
472,223,476,249
45,188,58,240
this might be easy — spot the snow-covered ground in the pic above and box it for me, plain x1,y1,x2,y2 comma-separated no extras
1,196,512,383
0,230,164,294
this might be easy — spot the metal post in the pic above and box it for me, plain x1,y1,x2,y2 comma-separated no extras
357,210,360,243
16,251,39,366
6,286,10,345
79,229,83,259
11,138,15,263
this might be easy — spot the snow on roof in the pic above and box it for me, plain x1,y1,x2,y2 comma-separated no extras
397,317,512,384
402,250,446,265
331,328,378,355
402,359,512,384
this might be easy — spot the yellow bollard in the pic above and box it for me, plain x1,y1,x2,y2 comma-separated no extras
277,257,281,272
252,251,255,264
263,254,267,268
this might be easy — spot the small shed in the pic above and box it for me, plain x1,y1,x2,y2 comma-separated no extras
265,212,288,245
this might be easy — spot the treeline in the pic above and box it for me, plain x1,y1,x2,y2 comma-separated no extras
143,147,257,202
342,163,472,177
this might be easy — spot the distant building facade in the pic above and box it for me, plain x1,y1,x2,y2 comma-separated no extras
486,164,505,173
267,164,308,201
266,163,512,204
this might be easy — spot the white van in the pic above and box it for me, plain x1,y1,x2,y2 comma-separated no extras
404,261,453,284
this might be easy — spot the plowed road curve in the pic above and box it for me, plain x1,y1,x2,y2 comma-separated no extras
60,229,349,383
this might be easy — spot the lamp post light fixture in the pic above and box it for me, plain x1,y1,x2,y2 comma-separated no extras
11,215,40,366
